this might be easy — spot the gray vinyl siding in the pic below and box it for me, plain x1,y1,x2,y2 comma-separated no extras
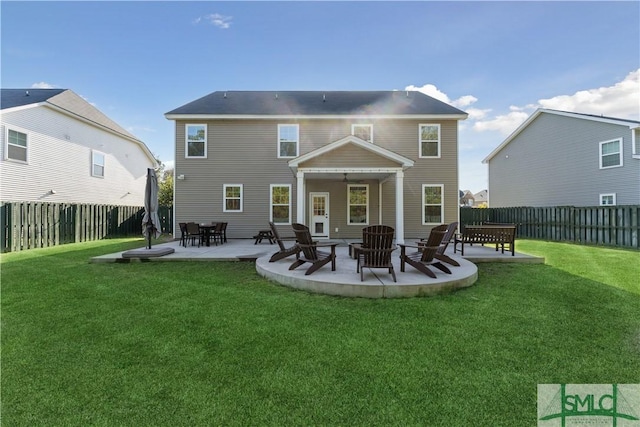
488,113,640,207
173,118,460,239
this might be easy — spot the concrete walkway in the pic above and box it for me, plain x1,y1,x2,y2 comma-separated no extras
91,238,544,298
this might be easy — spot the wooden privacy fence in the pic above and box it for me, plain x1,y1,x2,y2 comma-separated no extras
1,202,173,253
460,205,640,249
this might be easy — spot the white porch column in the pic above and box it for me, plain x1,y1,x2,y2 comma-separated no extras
296,171,305,224
395,170,404,244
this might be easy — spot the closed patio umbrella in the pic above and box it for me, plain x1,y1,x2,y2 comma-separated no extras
142,168,161,249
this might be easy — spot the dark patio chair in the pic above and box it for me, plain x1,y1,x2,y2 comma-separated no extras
178,222,187,247
185,222,202,247
419,222,460,267
288,223,337,275
268,222,300,262
357,225,397,282
399,225,451,278
210,222,224,245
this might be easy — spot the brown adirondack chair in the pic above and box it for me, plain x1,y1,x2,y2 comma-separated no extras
268,222,300,262
288,223,337,275
419,222,460,267
357,225,397,282
399,225,451,278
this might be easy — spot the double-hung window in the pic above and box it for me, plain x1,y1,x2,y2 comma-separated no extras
6,128,28,162
278,124,299,158
419,124,441,158
186,124,207,158
352,124,373,143
599,138,622,169
92,150,105,178
422,184,444,224
270,184,291,224
223,184,243,212
348,184,369,225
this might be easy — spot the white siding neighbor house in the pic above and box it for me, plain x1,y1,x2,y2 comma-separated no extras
1,88,156,205
483,109,640,207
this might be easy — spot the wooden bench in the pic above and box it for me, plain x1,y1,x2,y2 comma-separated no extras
453,224,516,256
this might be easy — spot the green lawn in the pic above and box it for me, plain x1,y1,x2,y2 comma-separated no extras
2,239,639,426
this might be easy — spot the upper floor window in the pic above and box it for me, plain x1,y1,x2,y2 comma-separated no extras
5,128,28,163
600,193,616,206
352,124,373,143
599,138,622,169
223,184,243,212
348,184,369,225
186,124,207,158
270,184,291,224
422,184,444,224
92,150,105,178
278,124,299,158
419,124,441,158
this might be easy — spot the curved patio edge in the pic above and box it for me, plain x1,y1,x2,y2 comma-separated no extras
255,251,478,299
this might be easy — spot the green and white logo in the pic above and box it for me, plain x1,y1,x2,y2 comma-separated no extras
538,384,640,426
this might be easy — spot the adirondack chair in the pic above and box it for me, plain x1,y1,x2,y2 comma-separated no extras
268,222,300,262
288,223,337,275
419,222,460,267
399,225,451,278
356,225,397,282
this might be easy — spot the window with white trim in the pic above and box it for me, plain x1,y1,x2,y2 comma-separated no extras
599,138,622,169
419,124,441,158
186,124,207,158
422,184,444,224
5,128,28,162
270,184,291,224
278,124,299,158
348,184,369,225
600,193,616,206
92,150,105,178
352,124,373,143
223,184,243,212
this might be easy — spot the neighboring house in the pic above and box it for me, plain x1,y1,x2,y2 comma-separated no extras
459,190,475,207
1,88,156,205
165,91,468,242
473,189,488,207
483,109,640,207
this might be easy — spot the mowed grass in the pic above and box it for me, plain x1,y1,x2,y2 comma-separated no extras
2,239,639,426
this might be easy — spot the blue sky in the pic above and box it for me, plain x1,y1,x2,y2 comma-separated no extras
2,1,639,193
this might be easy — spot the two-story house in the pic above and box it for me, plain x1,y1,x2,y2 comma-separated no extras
483,109,640,207
1,88,156,205
165,91,468,243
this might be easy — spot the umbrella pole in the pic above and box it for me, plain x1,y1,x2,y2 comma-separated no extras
147,168,153,250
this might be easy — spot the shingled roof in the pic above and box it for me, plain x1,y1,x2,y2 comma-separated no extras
165,91,468,118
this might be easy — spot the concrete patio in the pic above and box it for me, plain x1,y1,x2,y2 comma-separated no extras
91,238,544,298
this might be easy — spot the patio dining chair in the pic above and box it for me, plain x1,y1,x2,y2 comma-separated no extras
185,222,202,247
399,225,451,278
357,225,397,282
178,222,188,247
210,222,224,245
268,221,300,262
288,223,337,275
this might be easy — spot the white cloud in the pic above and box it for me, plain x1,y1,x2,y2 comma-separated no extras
31,82,56,89
473,110,530,135
404,83,478,109
194,13,232,29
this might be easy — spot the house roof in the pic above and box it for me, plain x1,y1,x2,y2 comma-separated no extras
482,108,640,163
2,88,156,165
165,91,468,119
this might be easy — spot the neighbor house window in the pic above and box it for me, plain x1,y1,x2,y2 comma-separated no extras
270,184,291,224
186,124,207,158
599,138,622,169
422,184,444,224
278,124,299,158
600,193,616,206
92,150,105,177
6,128,28,162
352,124,373,143
419,124,441,158
223,184,243,212
348,184,369,225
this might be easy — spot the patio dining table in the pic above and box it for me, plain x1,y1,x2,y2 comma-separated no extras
199,223,218,247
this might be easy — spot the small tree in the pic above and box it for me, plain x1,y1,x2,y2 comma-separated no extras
158,169,174,207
